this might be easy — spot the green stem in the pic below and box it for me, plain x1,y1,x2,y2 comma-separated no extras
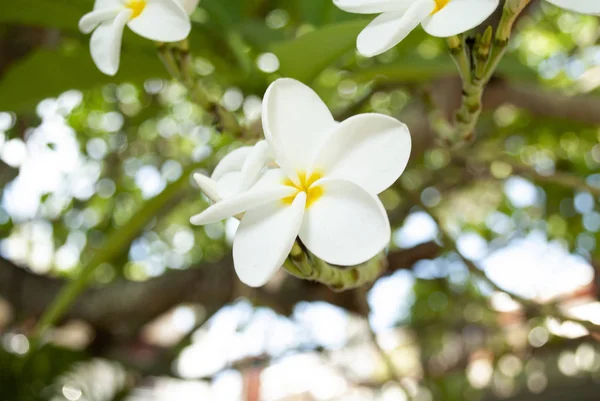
31,164,202,344
447,35,471,84
283,242,387,292
443,0,531,146
157,44,181,79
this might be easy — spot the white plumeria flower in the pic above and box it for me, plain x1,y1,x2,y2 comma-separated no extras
545,0,600,15
191,78,411,287
79,0,192,76
194,140,274,203
334,0,499,57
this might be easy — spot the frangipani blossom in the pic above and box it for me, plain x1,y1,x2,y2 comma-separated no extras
334,0,499,57
79,0,191,76
545,0,600,15
191,78,411,287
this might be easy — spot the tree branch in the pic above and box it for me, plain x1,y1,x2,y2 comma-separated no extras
0,242,442,335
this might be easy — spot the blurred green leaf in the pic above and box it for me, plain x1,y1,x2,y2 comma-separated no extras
0,0,91,30
349,54,538,84
0,44,166,111
271,19,368,83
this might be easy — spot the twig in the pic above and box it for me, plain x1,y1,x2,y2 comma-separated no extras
402,190,600,334
461,154,600,197
354,288,413,400
158,41,242,136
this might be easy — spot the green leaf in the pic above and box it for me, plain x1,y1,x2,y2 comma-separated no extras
297,0,350,26
0,0,91,30
0,43,166,111
348,54,537,84
271,19,368,83
271,21,434,84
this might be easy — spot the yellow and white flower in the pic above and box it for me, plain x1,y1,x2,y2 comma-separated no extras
545,0,600,15
333,0,499,57
79,0,192,76
191,78,412,287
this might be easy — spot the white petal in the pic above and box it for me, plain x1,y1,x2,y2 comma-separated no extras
216,172,242,199
333,0,414,14
299,178,391,266
127,0,191,42
238,140,271,192
194,173,221,203
190,169,294,225
421,0,499,37
310,113,411,195
94,0,122,8
175,0,200,15
79,8,121,34
233,192,306,287
545,0,600,14
262,78,336,178
357,0,435,57
212,146,253,182
89,9,131,76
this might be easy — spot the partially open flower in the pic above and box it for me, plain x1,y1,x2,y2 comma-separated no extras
545,0,600,15
194,140,273,203
191,78,412,287
333,0,499,57
79,0,191,76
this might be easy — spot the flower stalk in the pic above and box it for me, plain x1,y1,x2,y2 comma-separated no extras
447,35,472,84
284,242,388,292
443,0,531,146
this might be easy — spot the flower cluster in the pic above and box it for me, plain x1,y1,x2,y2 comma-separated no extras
191,79,411,287
77,0,600,288
334,0,600,57
78,0,600,74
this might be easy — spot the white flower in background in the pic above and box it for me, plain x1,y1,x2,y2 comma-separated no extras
79,0,192,76
191,78,412,287
545,0,600,15
333,0,499,57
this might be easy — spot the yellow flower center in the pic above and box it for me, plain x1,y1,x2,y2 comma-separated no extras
432,0,449,14
125,0,146,19
282,171,324,208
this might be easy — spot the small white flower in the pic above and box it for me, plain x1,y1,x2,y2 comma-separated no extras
545,0,600,15
191,78,412,287
194,140,273,203
79,0,192,76
334,0,499,57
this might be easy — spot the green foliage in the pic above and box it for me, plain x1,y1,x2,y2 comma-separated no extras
0,46,166,111
0,1,600,400
0,345,86,401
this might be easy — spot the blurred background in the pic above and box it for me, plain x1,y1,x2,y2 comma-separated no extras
1,0,600,400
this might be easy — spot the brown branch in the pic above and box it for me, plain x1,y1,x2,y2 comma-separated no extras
0,242,442,335
483,80,600,126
